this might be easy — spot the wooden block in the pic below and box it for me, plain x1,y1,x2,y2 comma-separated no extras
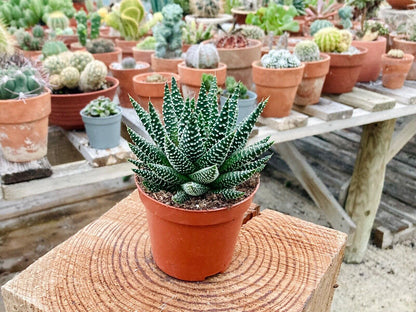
294,98,353,121
258,111,308,131
64,131,133,167
0,153,52,185
2,191,347,312
357,81,416,105
325,87,396,111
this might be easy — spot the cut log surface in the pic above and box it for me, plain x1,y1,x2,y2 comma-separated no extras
2,191,347,312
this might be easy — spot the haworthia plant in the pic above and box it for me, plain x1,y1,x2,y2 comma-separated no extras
128,77,273,204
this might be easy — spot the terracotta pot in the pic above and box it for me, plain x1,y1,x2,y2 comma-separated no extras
231,8,255,25
295,53,330,105
252,61,305,118
0,90,51,162
151,54,183,74
132,47,154,65
57,34,79,49
393,38,416,80
50,76,119,130
99,26,110,36
21,49,42,60
381,53,414,89
182,43,191,53
136,177,259,281
92,47,122,68
177,62,227,98
70,42,86,52
386,0,414,9
69,18,77,28
109,62,150,108
100,33,121,43
115,39,139,58
322,47,368,94
352,37,386,82
132,72,180,113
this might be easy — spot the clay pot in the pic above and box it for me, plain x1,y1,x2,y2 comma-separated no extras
231,8,255,25
295,53,330,105
69,42,86,52
132,47,154,65
99,26,110,36
182,43,191,53
109,62,150,108
393,38,416,80
136,177,259,281
100,33,121,43
21,49,42,60
132,72,180,113
151,54,183,74
252,61,305,118
352,37,386,82
115,39,139,58
322,47,368,94
386,0,414,9
50,76,119,130
381,53,414,89
0,90,51,162
177,62,227,99
92,47,122,68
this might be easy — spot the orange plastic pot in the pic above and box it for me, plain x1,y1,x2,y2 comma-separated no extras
322,47,368,94
132,72,180,113
151,54,183,74
353,37,386,82
92,47,122,68
109,61,150,108
381,53,414,89
115,39,139,58
132,47,154,65
252,61,305,118
0,90,51,162
136,177,259,281
50,76,119,130
295,53,330,105
393,38,416,80
177,61,227,98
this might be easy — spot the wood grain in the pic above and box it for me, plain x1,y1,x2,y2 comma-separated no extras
258,111,308,131
357,81,416,105
293,98,353,121
2,191,347,312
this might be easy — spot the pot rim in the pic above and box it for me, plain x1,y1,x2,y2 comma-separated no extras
91,47,122,57
381,53,415,62
80,106,122,119
393,37,416,45
0,87,51,104
50,76,119,98
252,60,306,72
151,54,183,62
325,46,368,56
132,72,180,85
177,61,227,72
109,61,150,72
132,46,155,52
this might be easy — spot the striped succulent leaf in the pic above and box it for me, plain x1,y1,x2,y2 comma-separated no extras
128,77,272,204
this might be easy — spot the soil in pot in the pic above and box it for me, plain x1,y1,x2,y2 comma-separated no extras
381,53,414,89
353,37,387,82
92,47,122,68
151,54,183,74
133,47,154,65
393,38,416,80
110,61,150,108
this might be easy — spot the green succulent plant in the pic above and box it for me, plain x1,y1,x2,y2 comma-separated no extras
127,77,272,204
182,21,213,45
261,49,301,68
309,19,333,36
224,76,248,99
294,40,321,62
136,37,157,50
83,96,120,117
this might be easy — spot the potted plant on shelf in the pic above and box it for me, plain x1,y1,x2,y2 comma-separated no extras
309,19,334,36
0,53,51,162
152,4,184,73
314,27,367,93
44,51,119,129
231,0,259,25
220,76,257,123
133,36,156,64
178,43,227,98
41,40,69,59
393,21,416,80
109,57,150,108
293,40,330,105
14,26,45,60
381,49,414,89
70,10,101,52
132,72,180,113
252,49,305,117
80,96,122,149
127,76,272,281
185,0,233,25
182,20,213,52
86,38,122,68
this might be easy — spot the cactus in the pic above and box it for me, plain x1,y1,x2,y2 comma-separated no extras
225,76,248,99
182,21,213,45
75,9,88,27
294,40,320,62
260,49,301,69
216,24,248,49
89,12,101,40
42,40,68,58
309,19,333,36
57,51,73,67
17,26,45,51
0,20,14,55
241,0,259,11
240,25,265,40
69,51,94,72
136,36,157,50
86,39,115,54
49,74,64,90
314,27,351,53
79,60,108,92
121,57,137,69
56,27,75,36
127,77,272,204
43,55,67,74
387,49,404,58
146,73,167,82
47,11,70,31
32,25,44,38
192,0,220,18
60,66,80,88
185,43,219,69
338,6,353,30
83,96,119,117
77,23,87,47
154,4,184,59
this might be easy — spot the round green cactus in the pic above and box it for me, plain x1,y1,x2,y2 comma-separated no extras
260,49,301,69
314,27,345,53
42,40,68,58
309,19,333,36
79,60,108,92
86,39,115,54
136,36,157,50
294,40,321,62
69,51,94,72
43,55,67,75
121,57,137,69
60,66,80,89
240,25,265,40
32,25,44,39
185,43,219,69
47,11,69,31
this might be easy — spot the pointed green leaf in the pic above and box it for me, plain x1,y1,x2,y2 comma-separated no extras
164,135,196,174
212,188,245,200
182,182,210,196
133,168,177,191
172,190,190,204
129,143,152,164
142,179,162,192
206,76,218,131
178,98,194,139
196,131,235,169
226,83,240,134
148,101,166,149
210,169,256,189
129,95,152,135
179,110,205,162
189,165,219,184
238,154,272,173
147,163,189,185
162,83,179,144
171,77,184,115
128,158,143,168
205,95,231,149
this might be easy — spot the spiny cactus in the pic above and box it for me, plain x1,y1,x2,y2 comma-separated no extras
86,38,115,54
49,74,64,90
338,6,353,30
185,43,219,69
0,20,14,55
121,57,137,69
32,25,44,39
55,27,74,35
314,27,351,53
127,77,272,204
77,23,87,46
47,11,70,31
192,0,220,18
17,30,44,51
79,60,107,92
136,36,157,50
60,66,80,88
83,96,119,117
309,19,333,36
240,25,265,40
261,49,301,69
42,40,68,58
69,51,94,72
387,49,404,58
182,21,213,45
89,12,101,40
43,55,67,74
294,40,321,62
225,76,248,99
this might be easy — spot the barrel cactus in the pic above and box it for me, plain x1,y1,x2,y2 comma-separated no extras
121,57,137,69
49,74,64,90
127,77,272,204
314,27,352,53
79,60,108,92
86,38,115,54
309,19,333,36
185,43,219,69
42,40,68,58
32,25,44,39
69,51,94,72
261,49,301,69
61,66,80,88
43,55,67,74
387,49,404,58
47,11,70,31
240,25,265,40
192,0,220,18
294,40,321,62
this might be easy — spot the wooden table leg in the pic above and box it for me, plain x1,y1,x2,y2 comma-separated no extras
344,119,396,263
